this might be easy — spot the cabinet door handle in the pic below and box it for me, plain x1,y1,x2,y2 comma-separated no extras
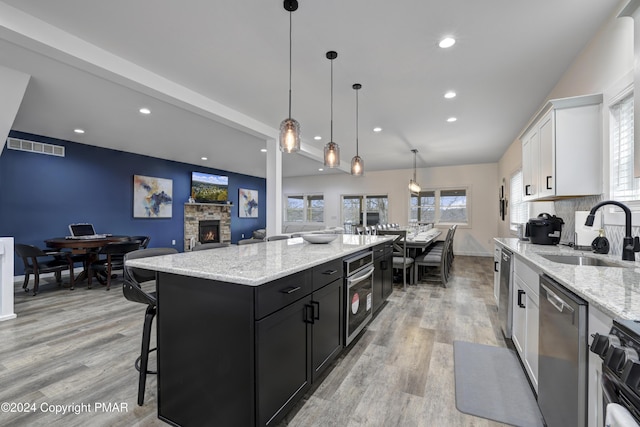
322,269,338,276
517,289,526,308
494,261,499,272
281,286,301,294
304,304,315,324
525,184,531,196
311,301,320,320
380,260,388,271
546,176,553,190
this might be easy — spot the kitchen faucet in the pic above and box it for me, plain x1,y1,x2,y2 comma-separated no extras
585,200,640,261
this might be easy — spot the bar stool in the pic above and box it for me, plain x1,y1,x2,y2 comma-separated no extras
123,247,178,405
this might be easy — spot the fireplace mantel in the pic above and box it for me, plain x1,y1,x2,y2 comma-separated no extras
184,203,231,250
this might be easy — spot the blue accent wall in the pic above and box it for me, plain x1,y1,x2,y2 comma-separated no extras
1,131,266,275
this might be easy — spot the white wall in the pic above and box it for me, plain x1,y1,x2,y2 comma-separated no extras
497,0,634,238
283,162,498,257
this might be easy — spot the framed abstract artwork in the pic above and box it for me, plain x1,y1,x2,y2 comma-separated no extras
239,188,258,218
133,175,173,218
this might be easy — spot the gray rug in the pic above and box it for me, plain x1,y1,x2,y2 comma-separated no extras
453,341,544,427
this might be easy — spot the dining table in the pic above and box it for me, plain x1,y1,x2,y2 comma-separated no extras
44,236,130,283
402,229,442,258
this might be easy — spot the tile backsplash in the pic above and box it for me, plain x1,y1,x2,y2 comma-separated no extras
552,195,640,256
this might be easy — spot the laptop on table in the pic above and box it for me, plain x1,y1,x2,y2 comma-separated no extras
66,223,109,240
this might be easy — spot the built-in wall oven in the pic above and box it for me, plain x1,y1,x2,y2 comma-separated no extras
344,250,374,345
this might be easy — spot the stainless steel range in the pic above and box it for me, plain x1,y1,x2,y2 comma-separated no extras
343,250,374,345
591,319,640,424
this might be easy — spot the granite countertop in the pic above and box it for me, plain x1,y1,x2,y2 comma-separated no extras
126,234,395,286
495,238,640,320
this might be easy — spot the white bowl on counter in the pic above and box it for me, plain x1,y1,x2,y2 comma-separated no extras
301,234,339,244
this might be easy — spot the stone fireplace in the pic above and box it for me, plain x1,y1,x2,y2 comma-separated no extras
184,203,231,251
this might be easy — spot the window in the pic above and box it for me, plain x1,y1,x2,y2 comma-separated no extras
286,194,324,222
610,92,638,201
410,191,435,223
307,195,324,222
510,170,528,230
341,195,388,227
410,188,468,224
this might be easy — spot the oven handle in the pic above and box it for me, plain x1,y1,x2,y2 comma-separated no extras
347,266,374,286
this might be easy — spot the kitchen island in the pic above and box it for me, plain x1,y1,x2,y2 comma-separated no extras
126,234,395,427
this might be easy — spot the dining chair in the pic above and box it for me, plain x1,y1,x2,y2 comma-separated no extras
14,243,75,296
88,241,141,290
192,242,230,251
129,235,151,249
123,247,178,406
378,230,414,290
413,226,455,287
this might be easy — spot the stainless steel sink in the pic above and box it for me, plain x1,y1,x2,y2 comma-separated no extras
540,254,624,267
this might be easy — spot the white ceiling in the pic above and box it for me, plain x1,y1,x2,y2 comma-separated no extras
0,0,622,178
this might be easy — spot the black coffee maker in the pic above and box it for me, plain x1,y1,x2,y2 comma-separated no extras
525,213,564,245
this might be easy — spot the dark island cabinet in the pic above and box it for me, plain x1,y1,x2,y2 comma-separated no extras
256,265,343,426
157,260,344,427
373,243,393,314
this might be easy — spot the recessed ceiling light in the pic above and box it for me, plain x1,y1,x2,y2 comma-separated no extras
444,91,456,99
439,37,456,48
318,168,324,172
201,157,208,160
314,136,322,140
373,127,382,133
447,117,457,122
260,148,267,153
74,129,85,134
139,107,151,115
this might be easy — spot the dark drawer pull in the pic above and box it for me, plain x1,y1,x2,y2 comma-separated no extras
517,289,526,308
322,269,338,276
281,286,301,294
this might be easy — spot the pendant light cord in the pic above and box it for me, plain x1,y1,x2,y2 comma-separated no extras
288,12,292,119
330,58,334,141
355,88,359,155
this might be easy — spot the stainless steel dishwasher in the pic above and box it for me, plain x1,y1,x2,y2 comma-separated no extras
538,274,587,427
498,248,513,338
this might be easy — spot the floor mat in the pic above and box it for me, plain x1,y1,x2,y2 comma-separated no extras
453,340,544,427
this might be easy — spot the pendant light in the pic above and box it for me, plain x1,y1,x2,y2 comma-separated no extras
351,83,364,176
408,149,421,194
324,51,340,167
279,0,301,153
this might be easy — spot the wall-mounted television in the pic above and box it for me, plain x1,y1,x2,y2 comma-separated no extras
191,172,229,203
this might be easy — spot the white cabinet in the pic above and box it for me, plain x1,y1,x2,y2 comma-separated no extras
512,256,540,392
521,94,602,201
493,245,501,306
587,306,612,427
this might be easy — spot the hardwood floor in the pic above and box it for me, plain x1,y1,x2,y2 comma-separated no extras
0,256,507,426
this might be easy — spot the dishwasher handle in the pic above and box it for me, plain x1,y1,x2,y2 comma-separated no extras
541,284,575,314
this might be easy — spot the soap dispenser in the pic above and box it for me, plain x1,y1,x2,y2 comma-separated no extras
591,229,610,254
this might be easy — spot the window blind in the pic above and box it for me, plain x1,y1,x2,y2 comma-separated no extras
611,93,637,201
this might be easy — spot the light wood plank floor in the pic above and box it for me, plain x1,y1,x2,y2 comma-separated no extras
0,256,507,427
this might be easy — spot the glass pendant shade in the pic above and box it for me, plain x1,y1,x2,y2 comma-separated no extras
279,118,300,153
351,155,364,176
324,141,340,168
408,179,421,194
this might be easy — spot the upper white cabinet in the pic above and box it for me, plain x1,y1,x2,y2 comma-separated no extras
520,94,603,201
